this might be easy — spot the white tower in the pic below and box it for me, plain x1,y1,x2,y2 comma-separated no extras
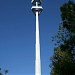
31,0,43,75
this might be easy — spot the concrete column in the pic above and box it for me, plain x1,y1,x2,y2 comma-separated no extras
35,11,41,75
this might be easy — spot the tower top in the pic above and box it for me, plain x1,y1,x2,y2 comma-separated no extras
31,0,42,5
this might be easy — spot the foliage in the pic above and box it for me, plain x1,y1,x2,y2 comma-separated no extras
0,68,8,75
50,1,75,75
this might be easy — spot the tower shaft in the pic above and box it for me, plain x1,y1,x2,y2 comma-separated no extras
31,1,43,75
35,11,41,75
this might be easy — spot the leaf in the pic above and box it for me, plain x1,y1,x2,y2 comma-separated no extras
5,70,8,74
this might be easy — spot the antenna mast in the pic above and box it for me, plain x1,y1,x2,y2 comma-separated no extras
31,0,43,75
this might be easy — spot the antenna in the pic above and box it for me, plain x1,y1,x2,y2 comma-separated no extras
31,0,43,75
31,0,42,5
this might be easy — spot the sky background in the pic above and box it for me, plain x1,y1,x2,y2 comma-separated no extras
0,0,71,75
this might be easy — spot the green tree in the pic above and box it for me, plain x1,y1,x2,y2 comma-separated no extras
50,1,75,75
0,68,8,75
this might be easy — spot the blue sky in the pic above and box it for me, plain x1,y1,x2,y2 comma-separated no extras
0,0,70,75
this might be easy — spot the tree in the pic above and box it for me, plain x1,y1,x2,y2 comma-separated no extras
0,68,8,75
50,1,75,75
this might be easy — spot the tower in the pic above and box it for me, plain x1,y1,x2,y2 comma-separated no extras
31,0,43,75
